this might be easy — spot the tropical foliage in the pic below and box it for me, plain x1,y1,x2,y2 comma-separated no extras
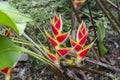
0,0,120,80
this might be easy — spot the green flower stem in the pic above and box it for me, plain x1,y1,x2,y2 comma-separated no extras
22,32,48,58
21,47,54,66
5,74,10,80
21,48,66,79
34,21,46,39
11,38,34,46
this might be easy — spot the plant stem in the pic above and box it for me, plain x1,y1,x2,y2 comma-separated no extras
86,0,100,60
66,64,114,78
115,0,120,21
107,0,120,11
69,0,82,23
71,11,77,40
85,58,120,73
5,74,10,80
22,47,54,65
22,32,48,58
22,48,67,80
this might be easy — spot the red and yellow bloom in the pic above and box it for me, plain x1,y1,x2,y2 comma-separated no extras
43,14,71,65
70,21,93,61
43,13,93,64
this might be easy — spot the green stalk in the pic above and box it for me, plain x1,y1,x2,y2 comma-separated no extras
22,32,48,58
34,21,46,39
21,47,66,79
21,47,54,65
5,75,10,80
11,38,34,46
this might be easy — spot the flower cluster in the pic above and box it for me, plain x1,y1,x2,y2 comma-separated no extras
43,13,93,65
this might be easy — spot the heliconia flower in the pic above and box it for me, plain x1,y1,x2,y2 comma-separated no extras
43,14,72,65
44,29,59,48
4,28,10,38
70,21,94,62
72,0,85,8
57,47,71,57
70,21,87,52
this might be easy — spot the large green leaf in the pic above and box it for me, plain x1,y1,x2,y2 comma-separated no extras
0,35,23,70
0,1,32,35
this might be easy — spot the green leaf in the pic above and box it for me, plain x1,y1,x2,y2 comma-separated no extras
0,35,23,70
96,22,106,42
99,42,107,56
0,1,32,35
96,22,107,56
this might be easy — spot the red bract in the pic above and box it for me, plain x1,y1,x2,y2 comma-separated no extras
47,53,57,62
79,34,87,45
44,29,58,48
77,21,87,43
42,46,58,62
78,46,90,59
50,14,62,36
57,48,71,57
72,0,85,8
70,39,82,52
50,21,59,36
1,67,13,76
1,67,9,74
56,32,70,44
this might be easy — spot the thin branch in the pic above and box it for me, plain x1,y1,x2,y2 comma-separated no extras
95,0,120,34
86,0,100,60
107,0,120,11
84,58,120,73
69,0,82,23
115,0,120,21
66,64,115,78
